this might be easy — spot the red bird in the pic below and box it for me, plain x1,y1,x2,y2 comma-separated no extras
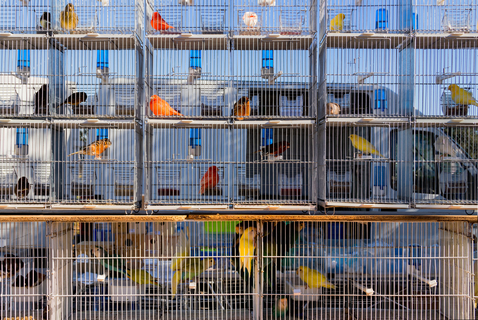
151,12,174,31
255,141,290,157
199,166,220,195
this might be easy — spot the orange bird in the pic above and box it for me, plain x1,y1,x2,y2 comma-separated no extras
150,95,183,117
151,12,174,31
199,166,220,195
233,96,250,120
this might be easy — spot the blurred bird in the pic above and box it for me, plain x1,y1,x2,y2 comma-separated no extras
39,12,51,31
330,13,345,31
255,141,290,157
243,12,258,28
0,254,24,281
25,270,47,287
260,0,275,6
34,84,48,115
171,227,190,271
67,138,112,160
349,134,384,158
91,246,128,276
239,227,256,277
273,297,289,318
126,269,161,287
14,275,26,287
437,0,445,5
233,96,250,120
58,92,87,108
150,95,183,117
60,3,79,31
448,84,478,107
14,177,30,199
151,12,174,31
171,258,215,298
326,102,341,115
434,136,458,157
296,266,336,289
199,166,220,195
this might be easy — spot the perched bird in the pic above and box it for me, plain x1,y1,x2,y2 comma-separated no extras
273,297,289,318
349,134,384,158
273,221,304,258
90,246,128,277
151,12,174,31
67,138,112,160
255,141,290,158
434,136,458,157
171,227,190,271
233,97,250,120
243,12,258,28
199,166,220,195
326,102,341,115
330,13,345,31
14,177,30,199
25,270,47,287
448,84,478,107
126,269,161,287
58,92,87,108
239,227,256,277
171,258,215,298
150,95,183,117
34,84,49,115
60,3,79,31
39,12,51,31
0,254,24,281
296,266,336,289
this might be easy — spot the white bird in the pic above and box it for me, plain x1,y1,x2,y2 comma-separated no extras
434,136,458,157
243,12,258,28
99,0,109,6
259,0,275,6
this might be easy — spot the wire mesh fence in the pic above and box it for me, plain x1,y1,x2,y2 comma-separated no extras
0,221,475,319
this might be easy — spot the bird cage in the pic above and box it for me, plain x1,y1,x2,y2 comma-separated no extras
146,0,227,35
145,120,230,207
321,40,412,118
52,120,140,208
0,0,51,34
233,0,315,36
324,0,409,33
412,123,478,207
51,0,144,35
0,40,50,118
232,121,315,206
413,0,477,33
319,122,412,208
0,121,51,205
414,37,478,118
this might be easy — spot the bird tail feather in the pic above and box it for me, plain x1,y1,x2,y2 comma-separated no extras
323,282,336,289
472,101,478,107
68,151,81,157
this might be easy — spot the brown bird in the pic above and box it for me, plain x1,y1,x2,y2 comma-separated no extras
233,96,250,120
34,84,49,115
25,270,47,287
68,138,112,160
0,254,24,281
255,141,290,157
58,92,87,108
14,177,30,199
60,3,79,31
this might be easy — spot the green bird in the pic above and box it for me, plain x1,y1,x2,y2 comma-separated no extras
126,269,161,287
171,258,215,298
273,296,289,318
90,246,128,277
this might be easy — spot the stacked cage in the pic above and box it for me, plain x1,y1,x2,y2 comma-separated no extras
318,0,478,210
0,0,144,211
144,0,317,211
0,220,463,319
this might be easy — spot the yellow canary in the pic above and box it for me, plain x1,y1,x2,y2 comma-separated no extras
126,269,161,287
68,138,112,160
349,134,384,158
296,266,335,290
448,84,478,107
239,227,256,276
171,227,190,271
233,97,250,120
330,13,345,31
171,258,215,298
60,3,79,31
